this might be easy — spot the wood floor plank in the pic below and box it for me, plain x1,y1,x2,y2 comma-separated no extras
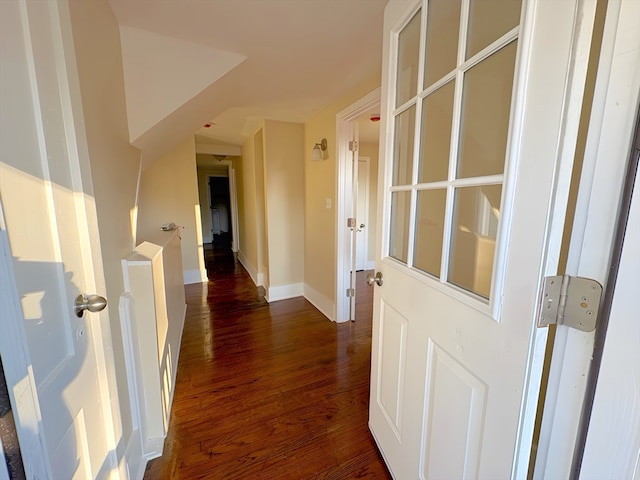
143,252,390,479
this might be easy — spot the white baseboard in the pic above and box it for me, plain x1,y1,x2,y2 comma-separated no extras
303,284,335,322
183,269,207,285
266,283,303,302
122,430,146,480
237,250,260,286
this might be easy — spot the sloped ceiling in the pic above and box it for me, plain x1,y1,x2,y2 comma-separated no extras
120,26,246,142
109,0,388,164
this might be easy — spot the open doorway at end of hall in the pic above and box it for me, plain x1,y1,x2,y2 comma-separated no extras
196,155,239,273
208,176,232,250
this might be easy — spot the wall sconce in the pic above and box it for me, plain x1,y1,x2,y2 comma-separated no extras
311,138,328,161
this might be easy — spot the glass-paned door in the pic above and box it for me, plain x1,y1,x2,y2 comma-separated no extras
368,0,593,477
388,0,520,301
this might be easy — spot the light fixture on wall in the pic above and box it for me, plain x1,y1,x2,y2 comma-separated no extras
311,138,328,161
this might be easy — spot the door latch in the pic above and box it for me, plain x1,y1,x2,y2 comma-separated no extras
537,275,602,332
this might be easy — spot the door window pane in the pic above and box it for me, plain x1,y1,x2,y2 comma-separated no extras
457,41,517,179
392,105,416,186
413,189,446,277
396,11,421,107
389,191,412,263
418,81,454,183
448,185,502,298
424,0,462,88
466,0,521,59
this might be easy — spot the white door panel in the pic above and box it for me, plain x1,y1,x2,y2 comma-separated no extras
0,0,119,478
376,301,407,437
370,0,598,477
423,340,486,479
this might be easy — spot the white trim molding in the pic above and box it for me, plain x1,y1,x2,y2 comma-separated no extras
265,283,303,303
237,250,261,286
335,87,381,323
303,283,336,322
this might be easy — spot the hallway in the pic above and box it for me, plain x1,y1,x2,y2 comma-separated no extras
143,254,390,479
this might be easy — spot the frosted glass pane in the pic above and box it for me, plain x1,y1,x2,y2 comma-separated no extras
392,105,416,186
424,0,462,88
419,81,454,183
389,191,412,264
457,41,517,179
396,11,421,107
414,189,447,277
466,0,521,59
448,185,502,298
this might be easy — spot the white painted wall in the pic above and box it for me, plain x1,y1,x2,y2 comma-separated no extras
580,155,639,478
119,26,245,144
137,137,207,285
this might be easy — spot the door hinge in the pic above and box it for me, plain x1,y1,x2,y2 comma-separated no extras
346,288,355,297
537,275,602,332
349,140,358,152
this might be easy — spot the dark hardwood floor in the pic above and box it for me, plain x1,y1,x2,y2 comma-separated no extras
143,248,390,479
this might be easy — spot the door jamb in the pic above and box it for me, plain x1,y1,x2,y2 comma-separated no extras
335,88,380,323
533,0,640,476
355,157,372,272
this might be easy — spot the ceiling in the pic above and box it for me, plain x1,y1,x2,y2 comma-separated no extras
108,0,388,154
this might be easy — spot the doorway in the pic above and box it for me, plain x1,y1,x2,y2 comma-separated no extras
336,89,381,322
355,157,371,272
196,155,240,276
208,176,232,250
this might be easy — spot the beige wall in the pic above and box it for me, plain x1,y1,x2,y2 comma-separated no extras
254,129,268,277
137,137,206,284
236,122,304,292
304,74,381,306
359,142,379,265
263,120,305,288
238,134,260,276
68,0,141,450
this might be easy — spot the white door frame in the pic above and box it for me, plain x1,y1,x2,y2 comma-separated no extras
336,88,380,323
534,0,640,476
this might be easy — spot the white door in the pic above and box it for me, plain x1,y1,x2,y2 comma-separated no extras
355,158,370,271
369,0,598,477
0,1,120,478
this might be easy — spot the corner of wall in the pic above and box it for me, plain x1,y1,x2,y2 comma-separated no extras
303,283,336,322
